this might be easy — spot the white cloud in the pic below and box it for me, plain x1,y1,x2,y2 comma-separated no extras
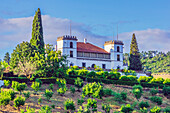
0,15,169,59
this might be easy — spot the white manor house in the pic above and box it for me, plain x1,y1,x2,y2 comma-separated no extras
56,35,127,69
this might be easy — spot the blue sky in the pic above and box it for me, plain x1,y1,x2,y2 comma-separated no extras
0,0,170,60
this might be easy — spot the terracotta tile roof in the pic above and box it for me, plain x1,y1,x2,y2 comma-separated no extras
77,42,110,54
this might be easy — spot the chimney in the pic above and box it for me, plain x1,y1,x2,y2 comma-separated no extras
84,38,87,44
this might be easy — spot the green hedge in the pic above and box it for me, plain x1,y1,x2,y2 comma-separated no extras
2,77,29,83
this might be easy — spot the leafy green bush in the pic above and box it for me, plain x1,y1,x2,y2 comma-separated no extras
127,75,137,81
11,81,27,94
150,87,158,95
44,89,53,101
13,96,25,110
114,93,123,102
64,99,75,111
87,98,97,112
82,82,104,99
70,86,75,94
21,107,36,113
57,87,67,95
0,89,16,101
150,106,161,113
3,80,10,87
38,97,42,104
120,91,127,100
150,96,162,105
163,78,170,85
107,71,121,80
138,101,150,109
132,85,143,101
31,81,40,94
77,98,85,105
23,92,30,99
48,83,54,90
120,104,133,113
51,104,55,109
0,95,10,107
96,71,109,78
140,107,148,113
56,78,66,88
163,106,170,113
162,86,170,96
103,88,113,96
39,105,52,113
74,77,84,91
67,68,78,76
35,78,42,87
102,103,111,113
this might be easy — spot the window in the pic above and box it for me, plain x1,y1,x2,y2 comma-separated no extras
82,63,86,67
91,64,95,68
117,46,120,52
70,51,73,57
102,64,106,69
70,42,73,48
84,52,90,57
98,53,104,58
77,52,83,57
117,66,120,69
91,53,97,58
117,54,120,61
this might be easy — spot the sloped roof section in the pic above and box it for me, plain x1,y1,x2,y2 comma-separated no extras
77,42,110,54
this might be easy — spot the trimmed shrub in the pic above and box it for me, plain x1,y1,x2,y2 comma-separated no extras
120,104,133,113
35,78,42,87
119,76,129,81
138,76,151,83
138,101,150,109
103,88,114,96
162,86,170,96
163,78,170,85
67,68,78,76
102,103,111,113
150,96,162,105
128,75,137,81
150,87,158,95
74,77,84,91
31,81,40,94
87,71,96,78
64,99,75,111
44,89,53,101
77,69,88,77
150,106,161,113
132,85,143,101
149,78,164,84
70,86,75,94
120,91,127,100
13,96,25,110
107,71,120,80
82,82,104,99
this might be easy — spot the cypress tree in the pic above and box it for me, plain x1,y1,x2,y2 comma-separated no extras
129,33,142,70
30,8,44,53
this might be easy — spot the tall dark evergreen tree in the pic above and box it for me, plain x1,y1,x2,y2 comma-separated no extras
4,52,10,64
129,33,142,70
30,8,44,53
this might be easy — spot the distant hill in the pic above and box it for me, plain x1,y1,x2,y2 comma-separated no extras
123,51,170,73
